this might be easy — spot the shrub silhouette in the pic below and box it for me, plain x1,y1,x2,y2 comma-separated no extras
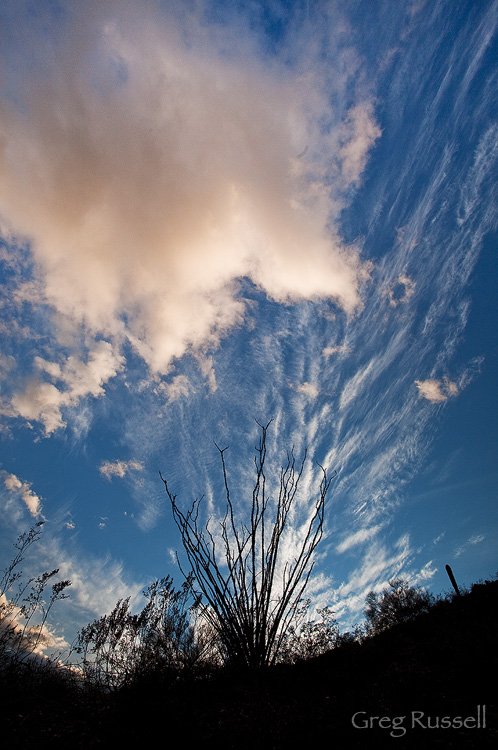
73,574,202,690
0,522,71,675
161,420,335,668
277,604,340,663
364,577,435,636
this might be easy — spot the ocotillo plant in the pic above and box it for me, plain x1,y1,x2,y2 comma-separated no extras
161,420,335,668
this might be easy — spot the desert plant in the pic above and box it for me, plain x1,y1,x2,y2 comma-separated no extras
278,603,340,663
445,563,461,597
73,574,201,690
364,578,435,636
161,419,335,668
0,522,71,671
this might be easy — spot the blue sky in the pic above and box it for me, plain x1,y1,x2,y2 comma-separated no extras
1,0,497,652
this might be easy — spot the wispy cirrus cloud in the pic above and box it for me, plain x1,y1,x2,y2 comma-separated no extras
156,375,193,405
336,523,384,554
454,533,485,559
338,102,382,186
329,534,437,624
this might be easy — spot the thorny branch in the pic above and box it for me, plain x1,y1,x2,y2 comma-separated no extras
160,420,335,668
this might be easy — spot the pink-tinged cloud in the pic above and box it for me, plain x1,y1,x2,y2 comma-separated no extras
10,341,124,434
2,471,43,517
414,376,458,403
99,459,144,480
0,1,380,385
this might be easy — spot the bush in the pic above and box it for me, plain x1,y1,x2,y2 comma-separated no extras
364,578,435,636
0,522,71,674
277,603,340,663
73,574,202,690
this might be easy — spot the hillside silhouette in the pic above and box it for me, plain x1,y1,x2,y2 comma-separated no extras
1,578,496,748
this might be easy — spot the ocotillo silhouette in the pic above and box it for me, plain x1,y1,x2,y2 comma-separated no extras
445,564,461,597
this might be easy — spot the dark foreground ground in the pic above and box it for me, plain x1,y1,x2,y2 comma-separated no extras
2,580,497,748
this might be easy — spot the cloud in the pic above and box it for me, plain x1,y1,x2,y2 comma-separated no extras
42,538,145,642
99,459,144,481
328,534,437,624
339,359,377,411
338,102,382,186
432,532,445,545
0,480,146,650
454,533,485,558
157,374,193,404
414,376,459,403
0,1,379,391
9,341,124,434
336,524,383,554
322,344,349,357
296,382,319,399
384,274,416,307
2,471,43,517
0,592,70,658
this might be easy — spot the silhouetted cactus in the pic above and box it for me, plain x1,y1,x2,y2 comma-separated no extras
445,564,461,597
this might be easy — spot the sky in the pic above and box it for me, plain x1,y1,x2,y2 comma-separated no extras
0,0,497,654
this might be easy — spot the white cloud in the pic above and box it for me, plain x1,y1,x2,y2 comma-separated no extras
0,1,379,389
168,548,177,565
469,533,485,545
2,471,43,517
0,478,149,651
338,101,382,186
339,359,376,411
196,354,218,394
322,344,349,357
330,535,437,625
415,376,459,403
415,358,482,406
336,524,383,554
296,382,319,399
413,561,438,584
0,592,70,658
9,341,124,434
157,374,193,404
45,540,145,631
455,533,485,558
99,459,144,481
